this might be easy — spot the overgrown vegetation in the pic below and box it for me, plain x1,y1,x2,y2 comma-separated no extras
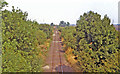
2,1,53,72
1,0,120,72
59,11,120,72
58,26,77,50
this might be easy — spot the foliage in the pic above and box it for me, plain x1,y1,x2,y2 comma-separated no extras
2,5,53,72
0,0,8,9
58,26,77,49
39,24,53,39
50,23,54,26
59,21,70,27
59,11,120,72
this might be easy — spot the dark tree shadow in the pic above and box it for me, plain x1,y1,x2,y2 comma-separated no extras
59,50,65,53
55,64,74,72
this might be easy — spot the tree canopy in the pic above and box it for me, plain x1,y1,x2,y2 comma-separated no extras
59,21,70,27
59,11,120,72
2,4,53,72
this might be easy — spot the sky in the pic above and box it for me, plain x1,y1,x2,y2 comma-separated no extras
3,0,120,25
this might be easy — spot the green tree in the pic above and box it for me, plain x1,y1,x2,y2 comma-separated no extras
66,22,70,26
59,21,70,27
50,23,54,26
60,26,77,49
2,3,53,72
59,11,120,72
75,11,119,72
59,21,65,27
0,0,8,9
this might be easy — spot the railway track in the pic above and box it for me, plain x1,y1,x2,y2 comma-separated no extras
44,26,74,73
51,28,63,73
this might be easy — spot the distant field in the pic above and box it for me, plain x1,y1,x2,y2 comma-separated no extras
114,25,120,31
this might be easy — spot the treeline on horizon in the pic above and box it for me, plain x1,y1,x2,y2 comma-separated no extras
58,11,120,72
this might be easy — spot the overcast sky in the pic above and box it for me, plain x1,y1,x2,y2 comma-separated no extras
4,0,120,25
